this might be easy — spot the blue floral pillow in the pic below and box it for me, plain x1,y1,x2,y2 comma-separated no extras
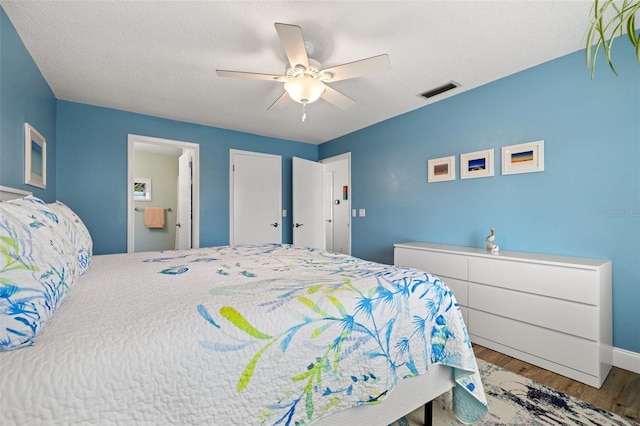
47,201,93,275
0,196,79,350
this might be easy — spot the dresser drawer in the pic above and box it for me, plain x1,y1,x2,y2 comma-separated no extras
459,306,469,329
468,257,599,305
440,277,468,307
469,309,600,376
469,284,599,340
395,247,468,280
395,242,611,387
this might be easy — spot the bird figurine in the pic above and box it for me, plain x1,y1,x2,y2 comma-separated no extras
485,228,499,253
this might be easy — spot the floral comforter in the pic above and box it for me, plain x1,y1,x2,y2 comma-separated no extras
1,244,487,425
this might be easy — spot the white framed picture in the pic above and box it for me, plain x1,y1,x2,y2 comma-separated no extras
427,155,455,182
24,123,46,189
502,140,545,175
134,178,152,201
460,149,494,179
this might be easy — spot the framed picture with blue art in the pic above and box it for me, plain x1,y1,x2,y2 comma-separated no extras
134,178,152,201
24,123,46,189
501,140,544,175
461,149,494,179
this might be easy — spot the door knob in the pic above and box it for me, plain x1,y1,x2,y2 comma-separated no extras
294,223,304,228
271,222,279,228
176,223,181,228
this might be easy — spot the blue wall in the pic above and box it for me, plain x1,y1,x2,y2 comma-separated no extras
2,2,638,355
0,8,57,200
56,101,317,254
319,41,640,354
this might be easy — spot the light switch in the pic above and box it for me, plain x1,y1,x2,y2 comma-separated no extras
282,209,287,217
359,209,366,217
352,209,356,217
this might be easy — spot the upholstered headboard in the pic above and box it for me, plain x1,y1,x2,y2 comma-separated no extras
0,186,32,201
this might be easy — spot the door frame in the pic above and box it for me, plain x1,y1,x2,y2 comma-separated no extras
127,134,200,253
319,152,351,255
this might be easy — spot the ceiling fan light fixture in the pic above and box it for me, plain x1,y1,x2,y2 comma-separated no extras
216,23,390,113
284,75,325,104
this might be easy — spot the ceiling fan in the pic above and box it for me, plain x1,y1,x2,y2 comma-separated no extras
216,23,390,120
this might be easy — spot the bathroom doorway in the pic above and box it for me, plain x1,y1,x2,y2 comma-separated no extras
127,134,200,253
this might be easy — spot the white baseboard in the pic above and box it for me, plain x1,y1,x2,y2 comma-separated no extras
613,347,640,374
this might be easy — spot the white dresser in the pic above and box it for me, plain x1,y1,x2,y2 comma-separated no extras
394,242,612,388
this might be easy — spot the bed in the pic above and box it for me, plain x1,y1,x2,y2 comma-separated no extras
0,189,487,425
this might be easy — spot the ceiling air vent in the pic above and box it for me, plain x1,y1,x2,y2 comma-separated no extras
419,81,460,99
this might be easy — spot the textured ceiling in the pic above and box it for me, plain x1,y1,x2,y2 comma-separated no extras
2,1,598,144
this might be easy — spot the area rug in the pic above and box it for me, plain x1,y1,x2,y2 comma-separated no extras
392,359,638,426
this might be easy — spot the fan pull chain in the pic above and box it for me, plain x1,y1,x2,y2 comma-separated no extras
301,102,307,122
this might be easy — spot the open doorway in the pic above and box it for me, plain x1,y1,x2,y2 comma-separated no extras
127,134,200,253
320,153,351,255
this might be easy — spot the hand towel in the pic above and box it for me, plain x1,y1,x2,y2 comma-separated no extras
144,207,165,229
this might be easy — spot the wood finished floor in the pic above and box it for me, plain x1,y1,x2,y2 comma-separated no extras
473,344,640,423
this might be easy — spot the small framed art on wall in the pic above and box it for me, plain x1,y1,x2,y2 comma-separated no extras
134,178,152,201
427,155,455,182
502,140,544,175
460,149,494,179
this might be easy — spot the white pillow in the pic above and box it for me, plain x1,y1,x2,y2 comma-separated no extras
0,196,79,350
47,201,93,275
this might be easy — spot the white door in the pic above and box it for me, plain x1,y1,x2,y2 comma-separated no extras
176,150,192,250
230,150,282,245
292,157,324,249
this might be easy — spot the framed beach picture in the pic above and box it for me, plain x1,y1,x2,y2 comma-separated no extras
134,178,152,201
427,155,455,182
502,140,544,175
460,149,494,179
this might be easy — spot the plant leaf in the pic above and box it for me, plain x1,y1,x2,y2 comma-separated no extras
586,0,640,77
305,379,314,419
326,295,348,316
197,304,220,328
220,306,272,339
297,296,333,318
310,322,334,339
237,340,274,391
307,284,323,294
292,368,314,382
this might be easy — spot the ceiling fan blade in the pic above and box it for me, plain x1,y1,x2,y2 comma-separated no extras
216,69,284,81
268,92,291,110
274,23,309,70
321,54,390,82
321,86,356,110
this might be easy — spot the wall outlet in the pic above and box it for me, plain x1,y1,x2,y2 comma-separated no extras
282,209,287,217
359,209,366,217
